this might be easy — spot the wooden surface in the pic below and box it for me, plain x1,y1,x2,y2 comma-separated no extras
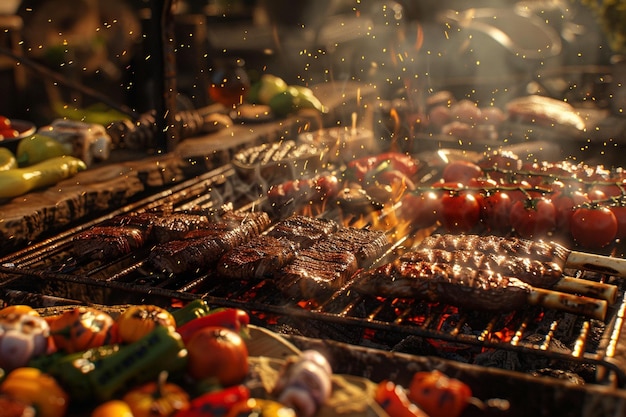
0,81,375,256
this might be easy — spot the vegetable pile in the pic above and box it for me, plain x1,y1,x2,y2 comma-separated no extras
0,301,336,417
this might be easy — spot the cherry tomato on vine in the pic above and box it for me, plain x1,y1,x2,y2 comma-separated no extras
441,160,483,184
588,180,626,198
509,197,556,238
609,204,626,239
480,190,513,233
400,191,442,229
586,188,608,204
570,206,618,248
551,190,589,232
441,191,480,232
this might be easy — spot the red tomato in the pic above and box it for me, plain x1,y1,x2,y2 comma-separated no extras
0,116,10,130
185,326,249,386
551,190,589,232
399,191,442,229
407,370,472,417
609,204,626,239
588,181,626,198
509,197,556,238
441,191,480,232
570,206,618,248
0,129,18,139
441,160,483,184
586,188,608,203
480,190,513,233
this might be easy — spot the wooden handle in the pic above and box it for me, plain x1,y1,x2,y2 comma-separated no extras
552,276,618,305
528,288,607,321
566,251,626,277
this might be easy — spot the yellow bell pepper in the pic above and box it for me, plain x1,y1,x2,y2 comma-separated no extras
0,367,69,417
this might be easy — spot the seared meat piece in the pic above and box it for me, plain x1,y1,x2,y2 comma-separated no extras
268,215,339,248
147,212,212,243
72,225,148,259
418,234,569,266
278,248,359,299
318,227,389,266
147,237,224,274
353,259,531,311
147,211,271,274
401,248,563,288
217,235,297,280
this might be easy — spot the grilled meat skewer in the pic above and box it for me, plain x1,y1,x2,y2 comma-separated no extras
402,248,617,303
419,234,626,278
353,259,608,320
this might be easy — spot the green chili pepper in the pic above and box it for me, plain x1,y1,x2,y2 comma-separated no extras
0,148,17,171
35,326,187,403
16,133,72,167
0,155,86,199
171,299,212,327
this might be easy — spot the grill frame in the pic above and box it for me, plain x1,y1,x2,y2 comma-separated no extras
1,163,625,389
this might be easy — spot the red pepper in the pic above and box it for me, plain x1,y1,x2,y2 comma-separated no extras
176,308,250,344
173,385,250,417
375,380,430,417
346,152,419,183
407,370,472,417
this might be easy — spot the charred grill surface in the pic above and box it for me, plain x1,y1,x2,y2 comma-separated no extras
0,165,624,390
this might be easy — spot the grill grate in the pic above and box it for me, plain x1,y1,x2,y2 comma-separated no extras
0,164,625,387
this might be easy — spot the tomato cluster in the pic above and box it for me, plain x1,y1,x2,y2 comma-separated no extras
0,116,19,140
402,158,626,249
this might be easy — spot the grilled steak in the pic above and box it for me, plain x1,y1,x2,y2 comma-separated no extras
72,225,148,259
418,234,569,266
147,212,213,242
147,211,271,274
278,248,359,299
353,259,531,311
401,248,563,288
317,227,389,266
268,215,339,248
72,212,155,259
217,235,297,280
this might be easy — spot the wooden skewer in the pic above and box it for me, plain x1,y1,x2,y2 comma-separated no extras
528,288,607,321
565,251,626,278
552,276,618,305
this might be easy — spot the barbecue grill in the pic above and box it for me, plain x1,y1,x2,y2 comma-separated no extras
2,159,626,415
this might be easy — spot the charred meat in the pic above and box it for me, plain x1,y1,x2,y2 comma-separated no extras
417,234,570,266
147,211,271,274
267,215,339,248
277,248,359,299
72,225,148,260
217,235,297,280
353,259,531,311
401,248,563,288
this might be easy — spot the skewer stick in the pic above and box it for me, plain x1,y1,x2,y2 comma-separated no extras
552,276,618,304
528,288,607,321
565,251,626,278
